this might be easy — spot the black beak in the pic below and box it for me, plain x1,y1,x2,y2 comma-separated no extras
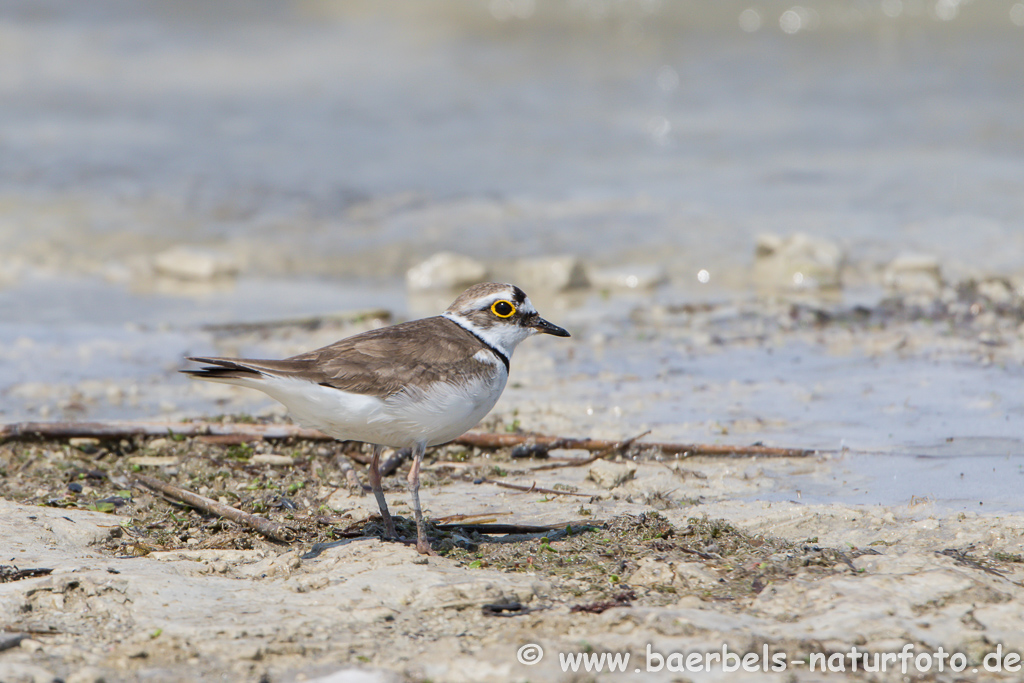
530,316,570,337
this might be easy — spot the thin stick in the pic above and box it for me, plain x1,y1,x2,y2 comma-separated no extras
434,520,601,534
455,431,812,458
0,566,53,583
0,421,816,458
333,455,362,491
432,512,512,525
345,450,373,466
484,479,593,497
529,430,651,471
130,473,295,543
0,420,329,443
529,458,595,471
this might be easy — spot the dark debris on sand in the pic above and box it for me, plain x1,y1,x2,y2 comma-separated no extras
3,421,986,612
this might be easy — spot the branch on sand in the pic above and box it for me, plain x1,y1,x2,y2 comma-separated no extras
0,420,815,458
130,473,295,543
482,479,594,497
454,431,813,458
0,420,328,443
434,520,600,535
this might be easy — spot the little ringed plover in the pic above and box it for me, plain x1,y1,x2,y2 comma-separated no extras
183,282,570,553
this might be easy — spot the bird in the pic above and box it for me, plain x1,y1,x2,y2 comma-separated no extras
182,282,570,553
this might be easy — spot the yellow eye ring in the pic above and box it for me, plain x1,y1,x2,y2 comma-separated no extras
491,300,516,318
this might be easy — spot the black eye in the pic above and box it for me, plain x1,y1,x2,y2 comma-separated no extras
491,300,515,318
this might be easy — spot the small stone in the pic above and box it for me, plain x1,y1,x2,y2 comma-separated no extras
67,482,83,494
978,278,1013,305
513,255,589,292
883,253,942,295
673,561,721,589
588,460,637,489
20,638,43,653
628,557,676,586
291,575,331,593
68,437,100,449
325,490,376,522
126,455,181,467
67,666,107,683
406,252,488,292
753,233,844,291
306,668,403,683
250,454,296,467
154,246,239,281
234,643,263,661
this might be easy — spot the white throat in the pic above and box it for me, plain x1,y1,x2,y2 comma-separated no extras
443,311,533,360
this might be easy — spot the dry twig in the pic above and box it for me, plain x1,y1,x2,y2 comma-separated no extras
0,566,53,583
528,430,651,470
130,473,295,543
455,431,812,458
434,520,600,534
0,420,327,443
483,479,593,497
570,590,636,614
0,420,814,458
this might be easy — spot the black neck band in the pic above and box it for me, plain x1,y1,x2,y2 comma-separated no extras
445,316,510,372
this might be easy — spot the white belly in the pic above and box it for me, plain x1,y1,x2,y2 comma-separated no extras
233,366,508,448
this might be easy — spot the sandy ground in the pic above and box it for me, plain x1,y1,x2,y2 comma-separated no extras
4,256,1024,683
3,281,1024,683
2,434,1024,683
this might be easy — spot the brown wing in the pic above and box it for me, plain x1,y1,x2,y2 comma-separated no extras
185,317,492,399
290,316,493,396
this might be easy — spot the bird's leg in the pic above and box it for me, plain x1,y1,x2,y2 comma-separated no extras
407,441,430,554
369,444,396,539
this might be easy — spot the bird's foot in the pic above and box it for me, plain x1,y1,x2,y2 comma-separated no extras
380,512,397,540
415,535,433,555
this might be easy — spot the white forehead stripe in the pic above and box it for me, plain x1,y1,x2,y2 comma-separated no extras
460,290,536,316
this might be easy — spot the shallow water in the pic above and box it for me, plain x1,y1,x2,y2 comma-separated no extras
2,1,1024,511
3,1,1024,276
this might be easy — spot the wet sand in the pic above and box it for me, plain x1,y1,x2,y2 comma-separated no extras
2,439,1024,683
3,282,1024,682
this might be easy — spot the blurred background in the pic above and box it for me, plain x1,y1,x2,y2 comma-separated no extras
2,0,1024,507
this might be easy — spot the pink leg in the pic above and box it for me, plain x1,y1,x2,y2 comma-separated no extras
369,444,396,539
406,441,430,554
